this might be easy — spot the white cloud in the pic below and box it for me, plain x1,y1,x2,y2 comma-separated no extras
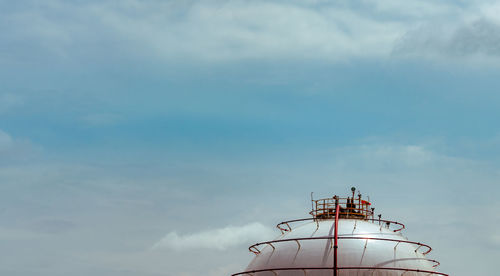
152,222,276,250
364,0,461,18
390,1,500,63
393,19,500,61
480,2,500,25
87,1,405,61
4,0,500,65
5,0,488,63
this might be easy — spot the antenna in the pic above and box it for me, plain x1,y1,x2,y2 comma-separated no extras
310,192,314,217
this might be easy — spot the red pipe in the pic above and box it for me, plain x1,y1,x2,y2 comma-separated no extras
333,199,340,276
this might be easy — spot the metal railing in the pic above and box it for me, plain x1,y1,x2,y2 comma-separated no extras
276,218,405,233
310,196,374,219
232,267,449,276
248,236,433,255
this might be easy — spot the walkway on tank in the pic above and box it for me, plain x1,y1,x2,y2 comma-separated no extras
276,217,406,233
232,267,449,276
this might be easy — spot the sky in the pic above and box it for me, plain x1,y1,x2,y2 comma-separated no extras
1,0,500,275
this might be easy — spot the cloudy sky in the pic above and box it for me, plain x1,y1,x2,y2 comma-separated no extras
1,0,500,275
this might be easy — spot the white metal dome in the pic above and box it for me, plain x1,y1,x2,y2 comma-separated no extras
232,189,447,276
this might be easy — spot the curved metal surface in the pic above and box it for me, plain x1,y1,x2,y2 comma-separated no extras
243,219,443,275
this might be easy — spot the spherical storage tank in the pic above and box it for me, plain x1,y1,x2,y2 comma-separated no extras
232,188,447,276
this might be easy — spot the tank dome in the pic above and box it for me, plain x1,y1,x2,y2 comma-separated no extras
232,189,447,276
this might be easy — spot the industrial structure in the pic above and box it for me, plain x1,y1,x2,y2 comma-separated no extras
232,188,447,276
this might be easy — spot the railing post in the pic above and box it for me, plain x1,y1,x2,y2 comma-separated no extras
333,197,340,276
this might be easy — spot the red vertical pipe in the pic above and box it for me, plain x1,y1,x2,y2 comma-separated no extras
333,198,340,276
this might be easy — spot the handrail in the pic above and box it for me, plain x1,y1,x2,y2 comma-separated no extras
276,217,405,233
231,267,448,276
249,236,433,255
311,196,374,219
276,218,313,233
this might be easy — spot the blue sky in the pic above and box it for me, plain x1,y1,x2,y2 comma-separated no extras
1,0,500,275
